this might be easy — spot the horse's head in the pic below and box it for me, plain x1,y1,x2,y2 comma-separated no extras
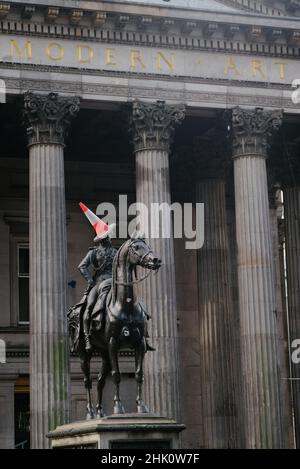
128,237,162,271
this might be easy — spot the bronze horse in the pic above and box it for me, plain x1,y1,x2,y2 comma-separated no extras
68,237,161,419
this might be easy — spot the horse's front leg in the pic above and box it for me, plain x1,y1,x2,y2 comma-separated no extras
108,336,125,414
96,352,111,418
135,337,148,414
79,351,95,419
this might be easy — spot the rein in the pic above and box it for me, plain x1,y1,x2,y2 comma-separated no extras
115,268,157,286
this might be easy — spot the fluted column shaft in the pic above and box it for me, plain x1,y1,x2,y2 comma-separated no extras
131,100,185,420
30,144,68,448
231,107,284,448
284,185,300,447
269,204,293,447
196,178,240,448
24,92,79,448
136,149,179,420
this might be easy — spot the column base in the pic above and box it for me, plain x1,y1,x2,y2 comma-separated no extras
47,414,185,449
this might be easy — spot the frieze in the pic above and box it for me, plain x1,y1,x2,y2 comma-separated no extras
0,60,296,91
2,73,297,112
0,35,299,86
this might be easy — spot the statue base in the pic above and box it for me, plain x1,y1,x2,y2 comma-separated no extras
47,414,185,449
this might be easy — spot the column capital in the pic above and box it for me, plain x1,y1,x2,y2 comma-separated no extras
23,92,80,147
228,107,283,159
130,100,185,153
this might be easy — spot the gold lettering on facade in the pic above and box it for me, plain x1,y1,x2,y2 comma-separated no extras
46,42,64,61
9,39,32,60
77,45,93,64
252,60,265,79
2,36,293,86
106,48,117,66
224,57,240,76
156,51,175,71
130,49,146,69
273,61,287,81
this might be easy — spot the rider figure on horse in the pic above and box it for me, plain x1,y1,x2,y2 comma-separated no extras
78,202,154,353
79,235,117,352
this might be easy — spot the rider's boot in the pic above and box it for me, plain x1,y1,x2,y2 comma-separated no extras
83,316,92,352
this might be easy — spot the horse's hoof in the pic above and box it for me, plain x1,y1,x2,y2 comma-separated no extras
86,408,95,420
113,402,125,414
137,402,149,414
96,406,106,418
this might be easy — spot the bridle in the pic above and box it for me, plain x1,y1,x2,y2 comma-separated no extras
115,239,159,286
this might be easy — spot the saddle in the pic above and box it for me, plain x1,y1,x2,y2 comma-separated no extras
67,278,112,351
67,279,149,351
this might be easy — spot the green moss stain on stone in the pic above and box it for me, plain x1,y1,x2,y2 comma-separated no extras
48,336,69,431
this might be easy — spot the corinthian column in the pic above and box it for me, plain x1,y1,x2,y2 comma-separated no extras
194,134,241,448
281,143,300,447
230,107,284,448
130,100,185,420
24,92,80,448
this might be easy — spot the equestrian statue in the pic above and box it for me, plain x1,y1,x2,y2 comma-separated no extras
68,203,161,419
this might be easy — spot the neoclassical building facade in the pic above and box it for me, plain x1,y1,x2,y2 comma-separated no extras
0,0,300,449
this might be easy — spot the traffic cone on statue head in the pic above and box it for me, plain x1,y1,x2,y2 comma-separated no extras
79,202,115,242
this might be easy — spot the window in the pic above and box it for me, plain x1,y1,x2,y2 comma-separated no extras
17,245,29,324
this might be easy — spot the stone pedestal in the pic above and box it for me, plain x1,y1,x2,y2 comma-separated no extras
230,107,285,448
47,414,185,449
24,92,80,448
130,100,185,420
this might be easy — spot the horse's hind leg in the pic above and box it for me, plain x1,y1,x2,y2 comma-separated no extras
96,351,111,418
108,336,125,414
79,351,95,419
135,338,148,414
